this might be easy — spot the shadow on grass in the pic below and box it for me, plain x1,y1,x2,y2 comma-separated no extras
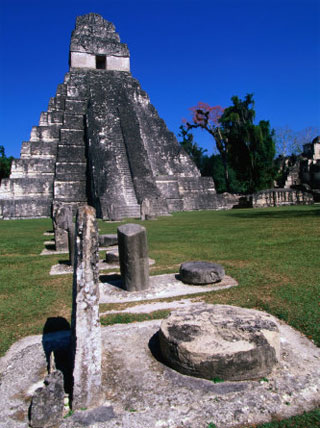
228,207,320,219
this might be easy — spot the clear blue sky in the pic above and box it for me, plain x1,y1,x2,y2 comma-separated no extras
0,0,319,158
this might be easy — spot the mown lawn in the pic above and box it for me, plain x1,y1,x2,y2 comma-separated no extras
0,205,319,427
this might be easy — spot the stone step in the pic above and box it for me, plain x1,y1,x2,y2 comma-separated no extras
115,205,141,218
20,141,58,159
0,197,52,219
54,180,87,202
56,145,86,163
10,159,55,178
55,162,87,181
0,177,54,198
30,125,61,142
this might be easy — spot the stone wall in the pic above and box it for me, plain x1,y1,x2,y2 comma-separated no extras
246,188,313,208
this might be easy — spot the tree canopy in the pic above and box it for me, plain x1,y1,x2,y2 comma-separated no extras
0,146,14,183
182,95,277,193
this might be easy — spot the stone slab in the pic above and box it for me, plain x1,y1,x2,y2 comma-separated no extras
99,273,238,303
49,257,155,276
41,245,117,256
1,319,319,428
99,298,202,317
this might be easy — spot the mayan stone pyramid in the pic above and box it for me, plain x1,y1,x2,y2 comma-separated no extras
0,13,222,220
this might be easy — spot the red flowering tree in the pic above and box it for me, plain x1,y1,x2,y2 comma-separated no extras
184,102,231,191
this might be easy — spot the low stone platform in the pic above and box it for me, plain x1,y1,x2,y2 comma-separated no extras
41,244,114,256
49,255,155,275
99,273,238,303
1,315,319,428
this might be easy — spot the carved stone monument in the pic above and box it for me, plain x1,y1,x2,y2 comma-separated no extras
53,203,73,252
117,223,149,291
71,205,102,410
0,13,223,220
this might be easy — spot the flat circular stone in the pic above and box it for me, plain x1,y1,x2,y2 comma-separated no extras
179,261,225,284
159,304,280,381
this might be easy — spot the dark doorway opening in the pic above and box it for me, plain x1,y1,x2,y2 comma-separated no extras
96,55,106,69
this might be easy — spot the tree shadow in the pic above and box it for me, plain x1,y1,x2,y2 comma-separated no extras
42,317,73,394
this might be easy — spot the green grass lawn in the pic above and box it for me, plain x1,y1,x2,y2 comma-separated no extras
0,205,319,427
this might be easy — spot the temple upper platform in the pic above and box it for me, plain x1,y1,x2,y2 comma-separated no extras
69,13,130,72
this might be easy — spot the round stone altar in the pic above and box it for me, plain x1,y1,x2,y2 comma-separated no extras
159,304,280,381
179,261,225,284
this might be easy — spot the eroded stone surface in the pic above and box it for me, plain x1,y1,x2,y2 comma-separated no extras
105,248,119,264
180,261,225,284
71,205,102,410
30,370,64,428
1,319,320,428
99,273,237,303
53,203,73,252
159,304,280,381
99,234,118,247
117,223,149,291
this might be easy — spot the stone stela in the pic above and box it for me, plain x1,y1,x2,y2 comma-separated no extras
71,205,102,410
53,203,73,252
117,223,150,291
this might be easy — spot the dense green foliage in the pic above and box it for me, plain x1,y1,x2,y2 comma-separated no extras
183,95,277,193
0,145,14,183
178,125,207,170
178,126,244,193
220,95,277,193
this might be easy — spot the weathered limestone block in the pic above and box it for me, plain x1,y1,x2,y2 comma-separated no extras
140,198,157,220
53,203,73,251
105,249,119,264
99,234,118,247
179,261,225,285
249,188,314,208
68,224,75,266
159,304,280,381
30,370,64,428
71,205,102,410
117,223,149,291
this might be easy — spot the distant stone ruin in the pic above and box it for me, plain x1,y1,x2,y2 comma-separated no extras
277,136,320,201
242,187,314,208
0,13,226,220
